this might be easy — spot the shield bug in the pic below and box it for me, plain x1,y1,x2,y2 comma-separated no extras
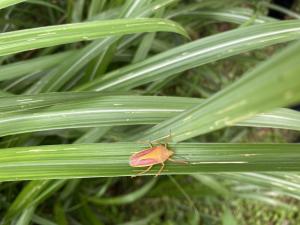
129,143,187,177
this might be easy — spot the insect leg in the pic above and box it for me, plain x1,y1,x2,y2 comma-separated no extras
137,140,153,147
132,165,153,177
161,130,172,148
148,141,154,148
168,129,172,140
155,163,165,177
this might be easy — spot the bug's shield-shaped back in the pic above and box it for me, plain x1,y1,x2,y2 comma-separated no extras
129,148,159,167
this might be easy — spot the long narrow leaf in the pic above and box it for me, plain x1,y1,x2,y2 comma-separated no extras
0,143,299,181
86,179,156,205
236,108,300,131
0,51,75,82
0,0,26,10
0,92,111,113
0,95,299,136
0,18,187,57
173,9,276,24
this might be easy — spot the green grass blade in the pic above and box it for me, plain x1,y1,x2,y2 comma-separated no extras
220,173,300,196
143,40,300,142
0,95,195,136
174,8,276,24
15,206,35,225
71,0,85,22
26,0,64,13
0,95,299,136
86,179,156,205
32,180,66,208
132,8,164,63
193,174,231,197
79,201,105,225
54,202,68,225
0,92,106,113
32,215,57,225
88,0,106,19
0,0,26,10
0,51,75,82
263,2,300,19
0,143,299,181
76,20,300,92
2,179,66,224
2,180,50,222
237,193,295,210
74,127,111,144
118,210,162,225
237,108,300,131
0,18,187,57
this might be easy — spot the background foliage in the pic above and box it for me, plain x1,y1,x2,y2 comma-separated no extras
0,0,300,224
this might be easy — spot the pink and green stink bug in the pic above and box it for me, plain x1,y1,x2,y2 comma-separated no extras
129,143,187,177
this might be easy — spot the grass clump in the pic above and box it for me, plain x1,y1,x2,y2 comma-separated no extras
0,0,300,224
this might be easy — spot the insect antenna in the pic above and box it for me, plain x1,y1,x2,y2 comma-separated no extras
168,154,189,164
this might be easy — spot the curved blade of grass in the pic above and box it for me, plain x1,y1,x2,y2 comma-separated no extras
54,201,67,225
0,51,76,82
31,180,67,209
237,192,296,210
79,201,105,225
0,18,187,57
85,179,156,205
15,206,35,225
168,176,200,225
0,96,196,136
76,20,300,92
0,143,299,181
262,2,300,19
192,174,231,197
220,173,300,196
0,0,26,10
32,215,57,225
2,180,50,222
2,180,66,224
26,0,64,13
0,95,299,136
142,40,300,142
236,108,300,130
74,127,111,144
118,210,162,225
173,8,276,24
